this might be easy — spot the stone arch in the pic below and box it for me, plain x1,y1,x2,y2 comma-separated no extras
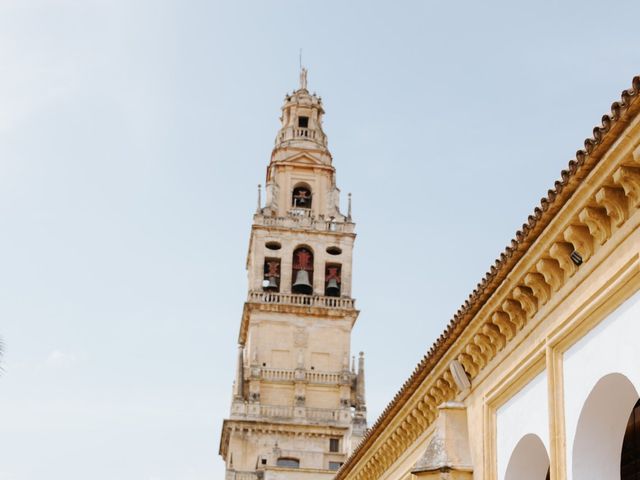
292,182,312,208
572,372,639,480
291,245,314,294
504,433,549,480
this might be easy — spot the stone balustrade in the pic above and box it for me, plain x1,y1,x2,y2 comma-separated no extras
261,367,298,382
225,471,262,480
247,291,356,310
253,212,355,233
261,404,294,419
277,126,327,146
306,370,345,384
260,367,345,384
231,402,351,425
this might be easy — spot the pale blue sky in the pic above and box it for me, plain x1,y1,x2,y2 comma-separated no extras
0,1,639,479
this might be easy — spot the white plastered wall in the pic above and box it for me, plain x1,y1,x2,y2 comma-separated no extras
563,289,640,480
496,370,549,480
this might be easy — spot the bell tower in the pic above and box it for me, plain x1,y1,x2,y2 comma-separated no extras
219,69,367,480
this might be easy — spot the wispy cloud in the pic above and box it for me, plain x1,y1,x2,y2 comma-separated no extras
44,350,77,369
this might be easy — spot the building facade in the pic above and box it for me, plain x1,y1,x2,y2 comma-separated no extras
219,70,367,480
336,75,640,480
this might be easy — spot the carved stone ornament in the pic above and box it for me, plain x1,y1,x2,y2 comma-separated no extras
293,327,308,347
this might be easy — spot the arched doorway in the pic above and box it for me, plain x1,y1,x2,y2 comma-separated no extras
504,433,550,480
621,399,640,479
573,373,639,479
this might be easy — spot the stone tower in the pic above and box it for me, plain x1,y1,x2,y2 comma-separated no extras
219,69,367,480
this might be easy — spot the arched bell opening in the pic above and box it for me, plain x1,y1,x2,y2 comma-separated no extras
292,246,313,295
262,258,280,292
572,372,640,480
504,433,550,480
292,183,312,209
325,263,341,297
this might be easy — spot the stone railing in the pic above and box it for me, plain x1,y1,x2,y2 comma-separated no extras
306,370,344,384
306,406,342,422
261,404,294,418
260,367,347,385
254,213,355,233
277,126,327,146
225,471,262,480
231,402,351,425
261,367,298,382
288,207,313,218
293,127,316,139
247,291,356,310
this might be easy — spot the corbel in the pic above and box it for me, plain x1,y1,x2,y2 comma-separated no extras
482,322,507,351
474,332,497,359
564,224,594,262
595,186,628,227
465,342,488,369
442,370,458,393
429,384,445,405
457,352,479,378
512,286,538,318
536,258,564,292
549,241,577,278
436,377,455,399
524,271,551,305
613,165,640,207
491,310,516,341
501,298,526,331
418,398,436,424
411,408,427,429
578,206,611,245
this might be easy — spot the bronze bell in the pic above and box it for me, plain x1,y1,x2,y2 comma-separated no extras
325,278,340,297
263,276,279,291
292,269,313,294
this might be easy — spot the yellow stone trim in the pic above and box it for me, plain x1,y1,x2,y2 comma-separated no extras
546,345,566,480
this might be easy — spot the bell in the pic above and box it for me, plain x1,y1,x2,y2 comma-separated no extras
263,276,279,291
292,269,313,294
325,278,340,297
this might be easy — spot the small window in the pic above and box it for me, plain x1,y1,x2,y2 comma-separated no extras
261,458,267,465
326,246,342,255
277,457,300,468
266,241,282,250
329,461,343,471
329,438,340,453
298,116,309,128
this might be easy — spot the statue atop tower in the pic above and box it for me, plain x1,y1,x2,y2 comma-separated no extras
219,73,366,479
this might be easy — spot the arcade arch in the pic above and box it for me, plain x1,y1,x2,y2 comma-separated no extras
572,373,639,480
504,434,550,480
